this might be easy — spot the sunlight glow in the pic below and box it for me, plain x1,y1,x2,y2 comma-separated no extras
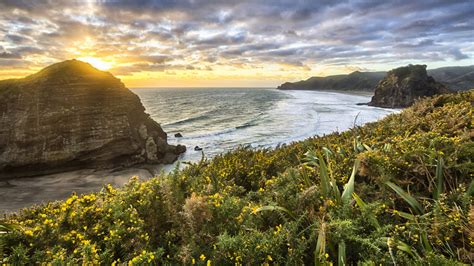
77,57,113,71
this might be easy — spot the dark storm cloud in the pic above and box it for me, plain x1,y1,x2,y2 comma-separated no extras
5,34,31,44
447,48,469,60
0,0,472,74
0,58,30,67
0,52,22,59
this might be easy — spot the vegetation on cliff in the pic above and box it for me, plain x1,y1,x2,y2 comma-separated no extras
368,65,451,108
1,90,473,264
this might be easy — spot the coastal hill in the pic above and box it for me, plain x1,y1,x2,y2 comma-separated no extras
429,65,474,90
277,71,385,91
2,89,472,264
278,65,474,91
368,64,451,108
0,59,185,178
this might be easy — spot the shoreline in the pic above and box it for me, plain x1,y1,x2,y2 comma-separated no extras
0,164,169,214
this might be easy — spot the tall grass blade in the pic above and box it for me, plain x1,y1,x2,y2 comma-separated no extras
0,222,20,234
395,210,416,221
385,181,423,215
304,151,319,166
396,240,420,260
314,222,326,265
352,192,366,208
433,157,444,200
362,143,373,152
341,159,360,205
467,180,474,197
353,192,380,228
318,155,331,199
421,232,433,253
338,241,346,266
322,147,333,157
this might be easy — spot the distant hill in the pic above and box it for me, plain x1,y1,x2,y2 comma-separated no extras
428,66,474,91
277,71,386,91
278,65,474,91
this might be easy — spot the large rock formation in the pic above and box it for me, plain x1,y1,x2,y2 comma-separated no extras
0,59,185,178
368,64,451,108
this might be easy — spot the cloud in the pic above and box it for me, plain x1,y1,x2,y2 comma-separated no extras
0,52,22,59
0,59,29,67
0,0,472,81
5,34,31,44
447,48,469,60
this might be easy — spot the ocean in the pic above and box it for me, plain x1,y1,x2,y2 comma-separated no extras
0,88,396,212
135,88,395,163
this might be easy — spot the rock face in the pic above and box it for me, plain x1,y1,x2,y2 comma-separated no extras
0,59,185,178
368,65,451,108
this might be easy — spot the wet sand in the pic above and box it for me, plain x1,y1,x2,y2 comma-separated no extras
0,165,170,215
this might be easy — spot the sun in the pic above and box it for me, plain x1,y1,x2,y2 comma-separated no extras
77,57,113,71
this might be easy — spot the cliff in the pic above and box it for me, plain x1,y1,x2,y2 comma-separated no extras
0,59,185,178
368,64,451,108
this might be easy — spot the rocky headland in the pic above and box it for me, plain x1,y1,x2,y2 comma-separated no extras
368,64,451,108
0,59,185,178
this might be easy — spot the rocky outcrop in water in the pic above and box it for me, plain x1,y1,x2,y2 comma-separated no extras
0,59,185,178
368,64,451,108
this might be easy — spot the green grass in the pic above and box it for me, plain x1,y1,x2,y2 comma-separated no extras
1,90,473,265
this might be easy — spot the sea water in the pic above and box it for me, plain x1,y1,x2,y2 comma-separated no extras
135,88,394,162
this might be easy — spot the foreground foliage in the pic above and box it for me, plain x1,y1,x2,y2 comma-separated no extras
1,91,473,265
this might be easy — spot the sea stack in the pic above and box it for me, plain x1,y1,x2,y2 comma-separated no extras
368,64,451,108
0,59,185,178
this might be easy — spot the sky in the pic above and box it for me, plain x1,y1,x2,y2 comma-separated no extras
0,0,473,87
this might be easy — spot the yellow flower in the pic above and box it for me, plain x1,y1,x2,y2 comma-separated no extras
207,260,212,266
200,254,206,261
24,230,33,236
251,206,259,214
192,258,196,265
325,253,329,259
267,255,273,261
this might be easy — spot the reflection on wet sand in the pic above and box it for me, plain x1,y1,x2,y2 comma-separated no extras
0,165,166,214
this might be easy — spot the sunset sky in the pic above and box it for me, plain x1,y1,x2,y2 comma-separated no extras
0,0,473,87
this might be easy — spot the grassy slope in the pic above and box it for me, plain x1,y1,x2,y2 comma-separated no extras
1,91,473,265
